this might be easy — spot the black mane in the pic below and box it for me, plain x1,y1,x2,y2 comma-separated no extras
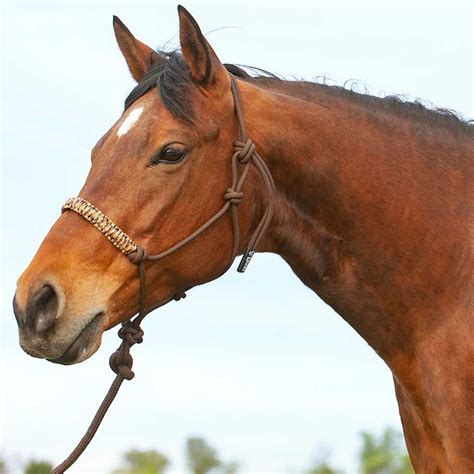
125,50,195,120
125,50,473,135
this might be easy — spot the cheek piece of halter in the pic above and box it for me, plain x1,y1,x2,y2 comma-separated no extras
52,74,275,473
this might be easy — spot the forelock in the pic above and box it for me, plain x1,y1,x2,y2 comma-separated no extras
124,50,196,122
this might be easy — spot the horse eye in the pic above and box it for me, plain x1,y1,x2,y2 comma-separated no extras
151,146,187,165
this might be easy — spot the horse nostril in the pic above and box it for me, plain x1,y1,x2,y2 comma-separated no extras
28,284,59,333
13,296,22,327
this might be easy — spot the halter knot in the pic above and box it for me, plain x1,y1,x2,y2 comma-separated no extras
109,323,144,380
224,188,244,205
118,324,144,345
174,291,187,301
128,246,148,265
234,139,256,164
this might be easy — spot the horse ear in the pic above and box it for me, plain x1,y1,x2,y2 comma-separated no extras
113,16,161,82
177,5,228,90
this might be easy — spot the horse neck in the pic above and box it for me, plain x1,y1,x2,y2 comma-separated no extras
239,79,474,371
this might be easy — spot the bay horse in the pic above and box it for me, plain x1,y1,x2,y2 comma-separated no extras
13,6,473,472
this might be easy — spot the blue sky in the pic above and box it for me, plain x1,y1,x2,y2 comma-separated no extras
2,1,472,472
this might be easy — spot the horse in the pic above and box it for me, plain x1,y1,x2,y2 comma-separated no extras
13,6,474,472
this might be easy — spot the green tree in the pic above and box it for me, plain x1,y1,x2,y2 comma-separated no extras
307,451,342,474
359,427,414,474
24,460,52,474
0,457,6,474
185,437,221,474
307,462,340,474
113,449,169,474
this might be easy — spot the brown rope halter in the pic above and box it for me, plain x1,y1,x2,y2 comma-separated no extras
52,75,275,473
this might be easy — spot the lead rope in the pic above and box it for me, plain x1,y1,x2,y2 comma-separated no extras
53,74,275,473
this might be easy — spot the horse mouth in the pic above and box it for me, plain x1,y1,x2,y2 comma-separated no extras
49,312,104,365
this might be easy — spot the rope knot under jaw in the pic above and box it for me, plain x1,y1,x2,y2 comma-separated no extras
128,246,148,265
118,324,144,344
234,139,256,164
224,188,244,205
109,324,144,380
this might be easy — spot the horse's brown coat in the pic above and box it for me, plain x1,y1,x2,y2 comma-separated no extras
14,7,474,472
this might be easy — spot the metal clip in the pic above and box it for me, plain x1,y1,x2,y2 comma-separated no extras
237,249,255,273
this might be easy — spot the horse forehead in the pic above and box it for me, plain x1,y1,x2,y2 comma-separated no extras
114,94,158,138
117,106,144,137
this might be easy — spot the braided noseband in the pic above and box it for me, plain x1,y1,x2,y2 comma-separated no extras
52,74,275,473
62,197,138,255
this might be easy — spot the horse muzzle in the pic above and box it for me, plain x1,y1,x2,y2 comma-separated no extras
13,282,105,364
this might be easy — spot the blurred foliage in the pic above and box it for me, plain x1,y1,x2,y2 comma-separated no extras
185,437,221,474
0,458,6,474
23,460,52,474
12,426,414,474
307,461,341,474
359,427,414,474
113,449,169,474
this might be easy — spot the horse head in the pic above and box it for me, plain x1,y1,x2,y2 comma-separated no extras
14,7,269,364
